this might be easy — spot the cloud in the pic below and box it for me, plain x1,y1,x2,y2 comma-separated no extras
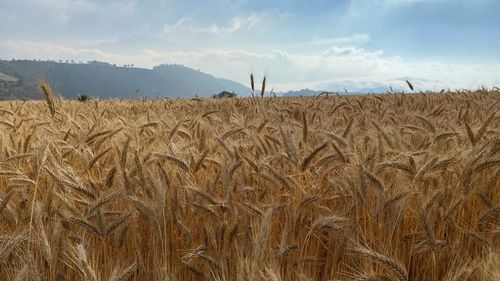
2,39,499,92
29,0,96,23
0,0,139,31
163,14,262,35
281,34,370,51
321,46,383,58
309,34,370,46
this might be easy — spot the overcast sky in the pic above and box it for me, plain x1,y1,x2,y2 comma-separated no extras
1,0,499,91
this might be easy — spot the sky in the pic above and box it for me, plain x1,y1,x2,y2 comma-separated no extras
1,0,500,91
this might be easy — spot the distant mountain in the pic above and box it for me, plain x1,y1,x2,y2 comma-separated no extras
280,84,404,97
280,89,323,97
0,60,250,100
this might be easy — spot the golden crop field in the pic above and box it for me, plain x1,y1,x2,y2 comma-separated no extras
0,90,499,281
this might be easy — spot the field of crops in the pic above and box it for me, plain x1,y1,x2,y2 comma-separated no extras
0,91,499,281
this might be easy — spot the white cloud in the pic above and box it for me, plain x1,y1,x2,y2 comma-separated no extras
321,46,383,58
163,14,262,35
309,34,370,46
280,34,370,51
1,39,499,92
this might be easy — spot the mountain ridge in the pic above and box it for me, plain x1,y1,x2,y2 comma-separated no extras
0,60,250,100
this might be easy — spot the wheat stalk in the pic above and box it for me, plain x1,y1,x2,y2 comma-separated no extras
40,81,56,116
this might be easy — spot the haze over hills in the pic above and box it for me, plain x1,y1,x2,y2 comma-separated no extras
278,77,446,96
0,59,250,100
280,87,397,96
0,59,431,100
279,87,393,97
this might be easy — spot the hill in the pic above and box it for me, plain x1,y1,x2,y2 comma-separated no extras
0,60,249,100
280,87,394,97
280,88,324,97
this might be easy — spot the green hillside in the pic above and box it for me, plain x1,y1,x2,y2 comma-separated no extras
0,60,249,100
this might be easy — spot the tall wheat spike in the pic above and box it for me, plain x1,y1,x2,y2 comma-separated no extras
40,81,56,116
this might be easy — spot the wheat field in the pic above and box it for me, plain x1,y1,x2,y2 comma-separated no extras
0,90,499,281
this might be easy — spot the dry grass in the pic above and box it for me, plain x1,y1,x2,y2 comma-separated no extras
0,89,499,281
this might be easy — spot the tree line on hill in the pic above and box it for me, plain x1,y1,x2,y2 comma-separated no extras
0,59,249,100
